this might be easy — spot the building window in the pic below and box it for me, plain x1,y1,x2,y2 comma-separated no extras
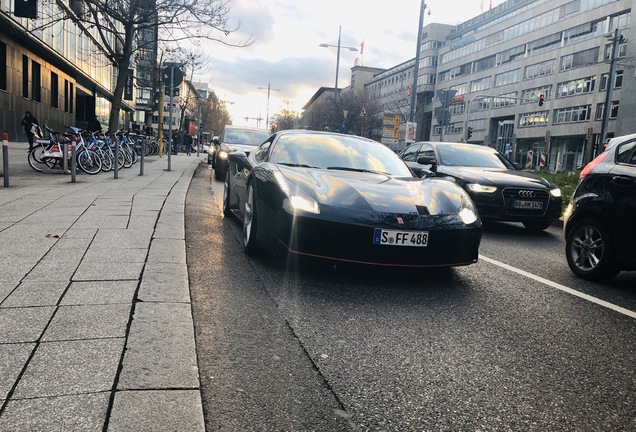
498,45,526,64
470,76,491,93
600,70,623,91
494,69,519,87
22,55,29,98
518,111,549,127
556,76,595,97
449,83,468,96
51,72,59,108
64,80,69,112
553,105,591,124
560,47,599,71
32,60,41,102
473,55,496,73
494,92,517,108
449,102,466,115
69,82,74,113
595,101,619,120
564,21,603,45
521,86,551,103
525,59,555,80
0,42,6,91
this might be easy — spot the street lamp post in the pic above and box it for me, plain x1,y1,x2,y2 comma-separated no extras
409,1,429,123
320,25,358,103
257,80,280,131
599,28,624,152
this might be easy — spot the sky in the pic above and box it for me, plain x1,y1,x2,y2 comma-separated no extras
190,0,501,129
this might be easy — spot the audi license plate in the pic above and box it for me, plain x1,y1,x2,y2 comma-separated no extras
373,228,428,247
513,200,543,210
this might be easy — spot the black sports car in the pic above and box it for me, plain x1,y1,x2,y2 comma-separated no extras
399,141,562,231
222,130,482,268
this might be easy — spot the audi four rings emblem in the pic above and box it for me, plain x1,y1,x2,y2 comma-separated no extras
518,190,536,198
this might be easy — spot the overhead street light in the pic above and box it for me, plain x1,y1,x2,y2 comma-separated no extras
409,1,430,123
320,25,358,103
257,81,281,130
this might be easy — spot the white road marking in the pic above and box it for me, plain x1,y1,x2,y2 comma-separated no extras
479,255,636,319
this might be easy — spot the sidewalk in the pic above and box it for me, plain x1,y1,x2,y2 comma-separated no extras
0,141,205,431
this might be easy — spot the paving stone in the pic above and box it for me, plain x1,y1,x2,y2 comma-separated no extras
109,390,204,432
0,343,34,400
42,304,131,341
0,393,110,431
117,303,198,390
61,280,137,305
0,280,68,307
12,338,124,398
0,307,55,343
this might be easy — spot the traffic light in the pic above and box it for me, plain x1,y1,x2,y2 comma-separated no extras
538,94,545,106
467,127,473,140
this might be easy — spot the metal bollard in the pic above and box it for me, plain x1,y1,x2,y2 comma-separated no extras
139,139,145,176
70,135,77,183
63,137,69,173
2,133,8,187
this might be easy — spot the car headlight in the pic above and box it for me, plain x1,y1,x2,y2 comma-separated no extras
466,183,497,193
458,194,478,225
550,187,562,198
273,171,320,214
217,150,228,160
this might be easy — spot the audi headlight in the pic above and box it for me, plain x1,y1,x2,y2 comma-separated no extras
458,194,478,225
466,183,497,193
273,171,320,214
550,187,562,198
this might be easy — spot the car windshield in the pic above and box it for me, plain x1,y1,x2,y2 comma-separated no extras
270,133,413,176
438,144,516,169
223,129,270,146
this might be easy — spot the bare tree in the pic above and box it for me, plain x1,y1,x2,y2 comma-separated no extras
44,0,252,131
271,100,300,131
200,92,232,137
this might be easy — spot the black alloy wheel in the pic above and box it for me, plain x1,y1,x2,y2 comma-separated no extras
565,217,620,281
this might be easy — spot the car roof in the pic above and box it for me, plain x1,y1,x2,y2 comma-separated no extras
605,132,636,151
413,141,497,151
275,129,378,142
223,125,268,132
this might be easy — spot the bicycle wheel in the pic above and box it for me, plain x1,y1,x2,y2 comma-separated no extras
77,149,102,175
98,150,112,172
122,148,133,168
27,147,44,172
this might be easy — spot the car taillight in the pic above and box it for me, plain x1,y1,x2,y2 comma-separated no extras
579,151,609,180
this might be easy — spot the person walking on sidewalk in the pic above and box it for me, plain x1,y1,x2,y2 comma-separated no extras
22,111,39,151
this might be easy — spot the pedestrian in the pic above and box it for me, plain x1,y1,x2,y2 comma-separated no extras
87,114,102,134
184,133,193,155
21,111,39,151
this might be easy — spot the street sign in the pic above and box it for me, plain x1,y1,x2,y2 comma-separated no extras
434,107,451,126
162,66,183,88
436,89,457,106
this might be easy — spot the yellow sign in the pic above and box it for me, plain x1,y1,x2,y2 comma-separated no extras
382,115,400,139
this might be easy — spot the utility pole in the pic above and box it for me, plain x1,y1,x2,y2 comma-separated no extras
409,1,428,123
599,28,623,155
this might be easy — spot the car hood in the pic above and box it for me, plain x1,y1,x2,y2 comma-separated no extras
278,166,469,216
439,166,553,188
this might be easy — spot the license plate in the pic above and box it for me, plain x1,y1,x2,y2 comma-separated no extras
373,228,429,247
513,200,543,210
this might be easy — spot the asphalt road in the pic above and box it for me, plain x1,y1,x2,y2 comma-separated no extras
185,162,636,432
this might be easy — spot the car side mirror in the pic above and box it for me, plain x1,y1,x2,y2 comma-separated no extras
417,156,437,173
